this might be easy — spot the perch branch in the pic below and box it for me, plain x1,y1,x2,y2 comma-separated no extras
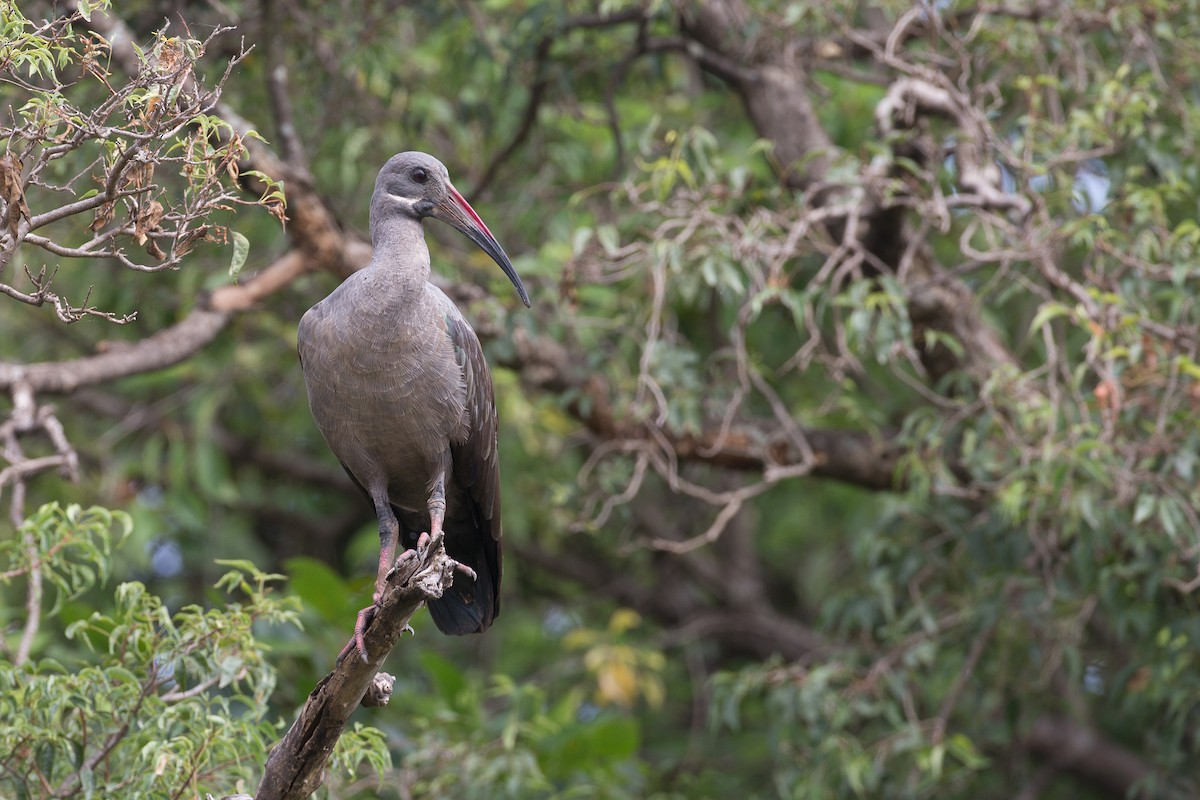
255,536,461,800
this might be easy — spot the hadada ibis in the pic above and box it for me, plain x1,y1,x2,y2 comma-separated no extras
297,151,529,658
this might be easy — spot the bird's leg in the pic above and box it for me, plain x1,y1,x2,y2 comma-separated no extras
375,519,400,602
419,471,477,582
372,494,403,600
340,495,402,664
425,470,446,551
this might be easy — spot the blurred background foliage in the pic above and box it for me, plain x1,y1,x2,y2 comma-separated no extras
2,0,1200,798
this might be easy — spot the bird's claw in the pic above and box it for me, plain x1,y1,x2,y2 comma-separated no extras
385,547,419,580
354,604,373,663
415,530,444,562
336,600,378,664
412,531,471,581
337,591,418,664
385,532,445,582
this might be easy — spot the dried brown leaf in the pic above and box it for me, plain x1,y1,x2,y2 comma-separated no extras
139,93,162,125
0,153,30,237
91,200,115,232
133,200,165,244
175,225,211,257
0,154,23,205
124,160,155,190
223,134,242,182
156,37,183,73
265,199,287,226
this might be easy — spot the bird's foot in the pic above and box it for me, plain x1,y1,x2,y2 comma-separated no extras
411,530,444,568
382,533,444,581
353,601,376,663
407,531,475,582
340,533,475,663
336,596,380,665
413,530,441,559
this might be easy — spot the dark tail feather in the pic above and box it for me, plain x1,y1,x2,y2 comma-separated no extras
395,503,502,636
427,534,500,635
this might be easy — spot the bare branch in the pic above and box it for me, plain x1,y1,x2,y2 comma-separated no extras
255,537,462,800
876,76,1031,217
15,520,42,667
469,36,552,199
0,308,228,394
261,0,308,171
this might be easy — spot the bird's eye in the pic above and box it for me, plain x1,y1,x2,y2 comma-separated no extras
411,167,428,184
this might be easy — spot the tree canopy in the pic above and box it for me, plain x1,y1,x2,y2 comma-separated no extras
1,0,1198,798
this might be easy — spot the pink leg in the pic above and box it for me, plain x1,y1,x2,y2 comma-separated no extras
422,471,474,581
342,494,402,663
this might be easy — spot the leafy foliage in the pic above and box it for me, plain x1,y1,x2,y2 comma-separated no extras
0,508,402,799
3,1,1200,799
0,0,270,322
0,502,129,613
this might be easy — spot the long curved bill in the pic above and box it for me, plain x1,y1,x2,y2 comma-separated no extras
436,184,531,308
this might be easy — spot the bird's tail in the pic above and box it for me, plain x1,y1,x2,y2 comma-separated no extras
427,534,500,635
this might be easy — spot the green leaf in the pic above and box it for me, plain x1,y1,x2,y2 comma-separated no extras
79,764,94,798
1158,497,1184,541
571,226,593,256
596,224,619,256
228,231,250,278
217,654,244,687
1029,302,1075,333
1133,494,1157,525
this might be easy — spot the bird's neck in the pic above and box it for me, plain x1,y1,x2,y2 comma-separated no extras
367,215,432,301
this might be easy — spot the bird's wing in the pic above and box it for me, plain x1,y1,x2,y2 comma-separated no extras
432,290,503,630
437,293,502,541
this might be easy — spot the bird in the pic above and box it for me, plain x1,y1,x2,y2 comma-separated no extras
297,151,529,659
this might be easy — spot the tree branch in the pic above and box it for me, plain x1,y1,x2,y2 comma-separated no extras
677,0,836,189
255,536,462,800
1025,715,1192,799
0,308,228,394
469,36,552,199
261,0,308,171
876,76,1031,217
491,320,902,490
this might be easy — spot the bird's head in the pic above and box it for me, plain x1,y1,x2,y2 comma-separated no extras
371,151,530,307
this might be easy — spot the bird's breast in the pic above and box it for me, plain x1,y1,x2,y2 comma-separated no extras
299,292,470,498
